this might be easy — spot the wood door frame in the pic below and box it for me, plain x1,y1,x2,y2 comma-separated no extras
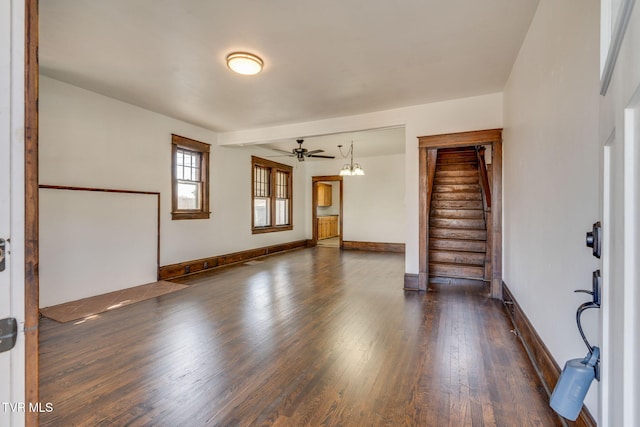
311,176,343,247
418,128,503,298
25,0,39,425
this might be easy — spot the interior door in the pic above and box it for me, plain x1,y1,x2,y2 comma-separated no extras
600,2,640,426
1,1,26,426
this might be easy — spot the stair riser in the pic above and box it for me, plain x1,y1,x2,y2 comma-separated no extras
430,218,486,229
434,176,479,185
429,251,485,265
430,228,487,240
429,264,484,280
430,238,486,252
437,157,478,165
437,151,477,160
431,209,484,219
432,192,482,201
437,163,478,171
435,170,479,178
433,184,481,193
431,200,484,209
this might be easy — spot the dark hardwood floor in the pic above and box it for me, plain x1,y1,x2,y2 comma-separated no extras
39,248,561,426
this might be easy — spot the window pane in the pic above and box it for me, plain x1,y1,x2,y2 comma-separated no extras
254,198,271,227
254,165,270,197
275,199,289,225
176,148,201,182
275,170,289,199
177,181,200,210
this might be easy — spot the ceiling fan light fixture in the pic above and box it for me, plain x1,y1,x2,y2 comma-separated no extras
226,52,263,75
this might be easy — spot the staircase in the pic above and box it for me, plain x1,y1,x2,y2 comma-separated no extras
429,147,487,282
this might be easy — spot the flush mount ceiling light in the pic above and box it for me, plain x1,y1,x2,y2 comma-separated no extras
226,52,263,75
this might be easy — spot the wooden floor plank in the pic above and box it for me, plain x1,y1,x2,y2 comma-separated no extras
39,248,561,426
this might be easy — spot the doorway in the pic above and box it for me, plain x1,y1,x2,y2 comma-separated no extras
312,176,343,248
417,129,503,297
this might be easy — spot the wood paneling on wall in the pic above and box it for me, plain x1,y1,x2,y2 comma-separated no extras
342,241,405,253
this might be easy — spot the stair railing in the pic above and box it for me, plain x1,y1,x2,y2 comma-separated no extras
476,147,491,210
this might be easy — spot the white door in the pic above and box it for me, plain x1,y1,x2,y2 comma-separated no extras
600,1,640,426
1,1,26,426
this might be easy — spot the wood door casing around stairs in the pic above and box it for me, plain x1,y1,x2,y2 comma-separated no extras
416,129,503,298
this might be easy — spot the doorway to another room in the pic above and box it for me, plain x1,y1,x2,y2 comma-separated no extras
312,176,343,248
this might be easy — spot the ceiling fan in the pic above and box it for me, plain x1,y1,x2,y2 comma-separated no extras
271,139,336,162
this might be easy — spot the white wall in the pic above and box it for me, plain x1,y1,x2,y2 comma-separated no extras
40,76,308,273
39,190,159,307
219,93,503,273
503,0,600,417
307,154,406,244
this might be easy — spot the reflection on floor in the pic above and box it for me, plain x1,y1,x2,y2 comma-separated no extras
317,236,340,247
39,281,188,323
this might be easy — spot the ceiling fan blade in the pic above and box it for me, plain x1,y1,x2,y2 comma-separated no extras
305,149,324,155
307,154,335,159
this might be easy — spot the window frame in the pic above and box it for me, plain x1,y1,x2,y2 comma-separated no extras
171,134,211,220
251,156,293,233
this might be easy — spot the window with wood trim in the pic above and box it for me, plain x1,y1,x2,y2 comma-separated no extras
171,134,211,220
252,156,293,233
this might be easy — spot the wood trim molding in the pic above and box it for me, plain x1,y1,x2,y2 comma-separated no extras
490,140,503,299
159,240,309,280
39,185,162,280
502,283,596,427
25,0,39,424
252,156,294,234
403,273,420,291
418,128,502,149
342,241,405,253
172,135,211,220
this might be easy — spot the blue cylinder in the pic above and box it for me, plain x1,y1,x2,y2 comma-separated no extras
550,357,596,420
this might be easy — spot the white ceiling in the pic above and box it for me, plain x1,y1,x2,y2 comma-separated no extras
40,0,539,134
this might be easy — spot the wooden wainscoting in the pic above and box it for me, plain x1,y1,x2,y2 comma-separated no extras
159,240,310,280
342,241,405,253
502,283,596,427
